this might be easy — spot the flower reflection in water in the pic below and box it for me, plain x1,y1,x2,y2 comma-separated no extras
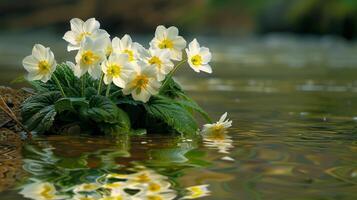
18,137,212,200
19,166,211,200
201,113,234,160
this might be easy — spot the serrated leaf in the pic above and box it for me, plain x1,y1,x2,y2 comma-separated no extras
145,96,198,135
21,91,62,133
54,97,88,113
80,95,131,135
177,93,212,123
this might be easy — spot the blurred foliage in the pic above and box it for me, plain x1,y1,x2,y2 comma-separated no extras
258,0,357,39
0,0,356,38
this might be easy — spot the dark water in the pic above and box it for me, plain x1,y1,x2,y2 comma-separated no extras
1,34,357,199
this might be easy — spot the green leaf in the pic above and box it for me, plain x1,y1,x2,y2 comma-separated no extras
80,95,131,135
177,93,212,123
145,96,198,135
21,91,62,133
54,97,88,113
159,77,184,98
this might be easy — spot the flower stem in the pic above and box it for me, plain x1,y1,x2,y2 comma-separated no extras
52,74,66,97
105,84,111,97
98,73,104,95
81,76,85,97
160,59,187,91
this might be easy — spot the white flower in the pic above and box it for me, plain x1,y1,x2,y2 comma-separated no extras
19,182,66,200
185,39,212,73
131,180,172,196
63,18,109,51
122,62,161,103
204,137,234,154
201,112,232,135
74,37,106,79
127,169,167,185
22,44,57,83
112,34,145,63
103,37,116,57
150,25,186,61
73,183,100,193
181,185,210,199
101,53,134,88
141,48,174,81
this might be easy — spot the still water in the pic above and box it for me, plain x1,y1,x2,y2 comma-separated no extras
1,34,357,199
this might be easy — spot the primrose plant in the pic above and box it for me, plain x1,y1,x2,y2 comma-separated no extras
21,18,220,136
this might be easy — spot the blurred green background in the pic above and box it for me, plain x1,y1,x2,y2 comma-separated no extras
1,0,357,86
1,0,357,39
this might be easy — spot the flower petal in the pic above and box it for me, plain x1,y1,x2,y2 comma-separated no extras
22,56,38,72
70,18,84,33
155,25,167,40
32,44,47,61
167,26,179,39
83,18,100,33
200,64,212,74
173,36,187,50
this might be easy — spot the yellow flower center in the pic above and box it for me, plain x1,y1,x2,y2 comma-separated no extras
148,195,163,200
191,55,202,66
38,60,51,75
81,183,98,191
81,51,99,65
103,182,123,189
158,39,174,49
39,184,55,199
123,49,134,61
148,182,162,192
133,75,149,90
189,187,205,198
148,56,162,69
76,32,91,43
106,64,121,78
101,197,123,200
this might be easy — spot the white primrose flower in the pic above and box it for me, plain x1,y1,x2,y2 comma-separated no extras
140,48,174,81
63,18,109,51
139,180,172,195
181,185,211,199
74,37,106,79
22,44,57,83
150,25,187,61
201,112,232,135
122,62,161,103
101,53,134,88
73,183,101,193
185,39,212,73
19,181,66,200
112,34,145,63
